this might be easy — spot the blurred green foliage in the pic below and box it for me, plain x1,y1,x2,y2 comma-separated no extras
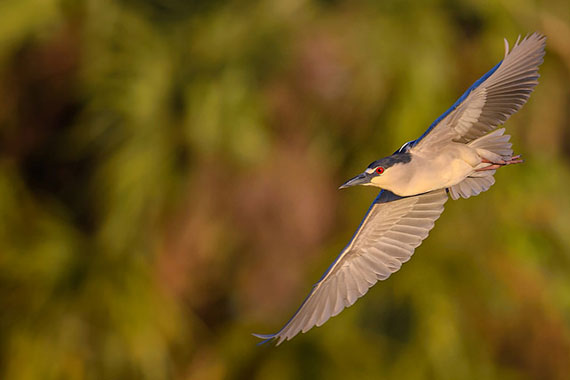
0,0,569,379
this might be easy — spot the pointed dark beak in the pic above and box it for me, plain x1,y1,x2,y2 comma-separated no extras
339,172,370,189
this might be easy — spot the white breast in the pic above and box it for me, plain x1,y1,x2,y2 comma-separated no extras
382,143,480,196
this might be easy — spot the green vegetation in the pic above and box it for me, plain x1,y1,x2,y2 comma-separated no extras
1,0,569,379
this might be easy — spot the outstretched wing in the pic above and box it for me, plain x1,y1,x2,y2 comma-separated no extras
410,33,546,151
253,189,448,345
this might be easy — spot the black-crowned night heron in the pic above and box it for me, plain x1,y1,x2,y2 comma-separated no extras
254,33,546,346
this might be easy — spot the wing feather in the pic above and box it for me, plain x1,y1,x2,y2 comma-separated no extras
253,189,448,345
411,33,546,150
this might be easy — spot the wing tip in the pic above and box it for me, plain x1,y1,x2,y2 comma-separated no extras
252,332,278,346
503,38,510,57
504,31,547,58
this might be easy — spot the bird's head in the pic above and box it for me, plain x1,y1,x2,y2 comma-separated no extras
339,153,411,189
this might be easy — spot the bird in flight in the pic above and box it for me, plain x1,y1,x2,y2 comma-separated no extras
254,33,546,346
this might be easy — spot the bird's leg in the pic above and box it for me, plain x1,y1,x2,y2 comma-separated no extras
480,155,523,165
476,164,502,171
476,155,523,171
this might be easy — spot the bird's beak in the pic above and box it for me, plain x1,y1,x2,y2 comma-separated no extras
339,172,370,189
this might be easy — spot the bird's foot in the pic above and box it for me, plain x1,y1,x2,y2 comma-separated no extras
477,155,523,171
506,155,524,165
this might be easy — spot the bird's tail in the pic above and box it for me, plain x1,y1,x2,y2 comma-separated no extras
469,128,514,162
448,128,513,200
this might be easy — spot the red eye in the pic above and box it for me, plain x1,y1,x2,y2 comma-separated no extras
376,167,384,174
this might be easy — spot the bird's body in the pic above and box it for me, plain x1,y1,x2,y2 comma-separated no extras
374,143,481,196
254,33,546,346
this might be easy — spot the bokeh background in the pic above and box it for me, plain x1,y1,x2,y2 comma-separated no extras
1,0,570,379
